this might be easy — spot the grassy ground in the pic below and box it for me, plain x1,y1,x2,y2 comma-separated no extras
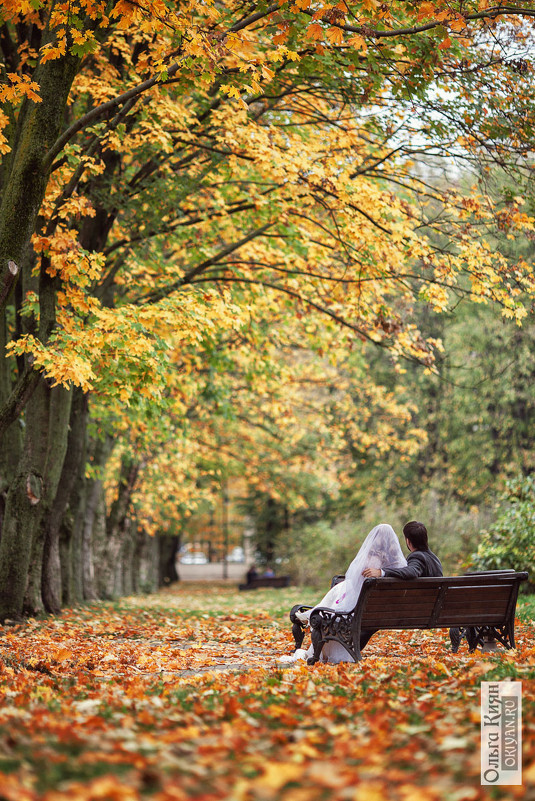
0,584,533,800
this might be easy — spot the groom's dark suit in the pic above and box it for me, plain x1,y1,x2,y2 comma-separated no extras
360,548,443,650
383,548,443,579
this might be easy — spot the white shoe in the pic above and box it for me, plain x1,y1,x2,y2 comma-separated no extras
277,649,308,663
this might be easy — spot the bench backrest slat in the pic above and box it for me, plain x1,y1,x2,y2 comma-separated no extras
240,575,290,589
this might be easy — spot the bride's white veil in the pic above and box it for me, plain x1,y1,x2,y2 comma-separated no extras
280,524,408,664
313,523,407,615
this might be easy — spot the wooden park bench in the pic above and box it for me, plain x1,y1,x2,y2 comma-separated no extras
289,570,528,663
239,575,291,591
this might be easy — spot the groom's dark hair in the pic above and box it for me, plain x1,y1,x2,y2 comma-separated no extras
403,521,428,551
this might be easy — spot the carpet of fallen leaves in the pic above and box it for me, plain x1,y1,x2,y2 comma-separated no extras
0,583,534,801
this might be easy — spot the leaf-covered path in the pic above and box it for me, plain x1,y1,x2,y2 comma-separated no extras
0,584,534,800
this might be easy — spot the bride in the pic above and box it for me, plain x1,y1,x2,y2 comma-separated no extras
278,523,407,664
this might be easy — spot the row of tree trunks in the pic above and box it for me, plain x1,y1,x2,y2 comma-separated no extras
0,382,177,620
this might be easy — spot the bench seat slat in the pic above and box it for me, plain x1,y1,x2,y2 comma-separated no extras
371,584,513,596
364,618,507,629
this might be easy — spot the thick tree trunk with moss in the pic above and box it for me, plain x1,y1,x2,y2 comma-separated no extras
1,252,71,619
0,313,22,510
0,251,37,529
0,42,79,286
0,45,80,441
0,36,81,620
0,379,72,620
25,383,72,616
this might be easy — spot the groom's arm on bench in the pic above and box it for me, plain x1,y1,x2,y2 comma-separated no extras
382,552,429,580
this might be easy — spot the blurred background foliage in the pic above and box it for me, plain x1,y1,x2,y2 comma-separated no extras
240,165,535,587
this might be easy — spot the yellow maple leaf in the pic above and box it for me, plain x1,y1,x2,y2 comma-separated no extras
417,1,436,20
449,16,466,32
306,23,324,40
326,26,344,45
348,34,367,52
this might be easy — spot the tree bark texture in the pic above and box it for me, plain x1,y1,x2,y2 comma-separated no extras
0,379,71,619
106,456,140,597
23,382,72,616
158,535,180,587
41,388,87,613
133,529,159,594
0,46,79,304
0,39,80,449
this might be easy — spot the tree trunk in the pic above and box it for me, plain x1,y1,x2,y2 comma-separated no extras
25,382,72,615
91,453,141,599
0,379,72,620
116,519,135,597
80,434,114,600
92,491,111,599
0,40,79,298
158,534,180,587
133,528,159,594
0,46,80,447
0,253,36,534
41,388,87,613
0,308,22,507
107,455,141,597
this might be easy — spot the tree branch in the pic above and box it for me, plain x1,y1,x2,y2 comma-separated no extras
143,221,276,303
0,365,40,440
0,259,19,313
42,59,188,171
230,3,280,33
317,5,535,39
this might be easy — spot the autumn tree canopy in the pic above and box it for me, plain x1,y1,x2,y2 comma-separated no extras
1,0,535,620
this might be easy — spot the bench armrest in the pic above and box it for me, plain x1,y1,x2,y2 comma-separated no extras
309,606,354,624
290,604,313,622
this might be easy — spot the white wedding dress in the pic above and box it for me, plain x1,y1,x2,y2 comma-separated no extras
279,523,407,664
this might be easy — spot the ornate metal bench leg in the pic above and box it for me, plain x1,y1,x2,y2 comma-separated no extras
290,605,311,651
292,620,306,650
450,627,463,653
466,626,479,652
307,623,323,665
507,620,515,650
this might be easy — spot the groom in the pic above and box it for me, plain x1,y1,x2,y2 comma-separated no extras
359,520,443,650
